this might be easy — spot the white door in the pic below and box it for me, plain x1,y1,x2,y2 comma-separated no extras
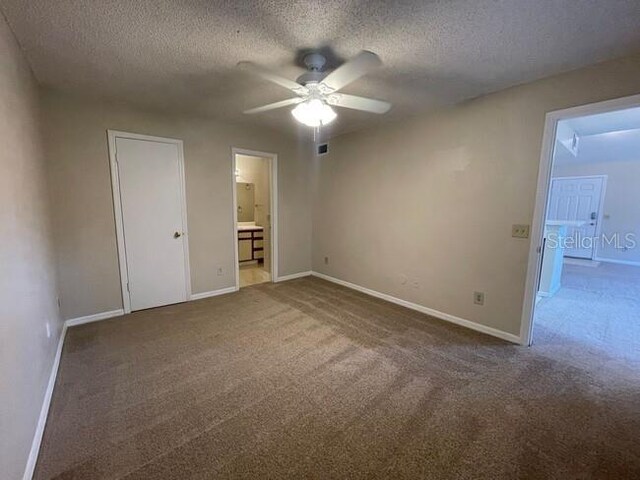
547,176,604,259
115,136,189,311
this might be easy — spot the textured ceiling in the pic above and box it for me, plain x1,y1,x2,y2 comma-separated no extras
3,0,640,137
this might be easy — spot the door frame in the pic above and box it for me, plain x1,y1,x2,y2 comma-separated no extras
231,147,279,289
548,175,608,260
520,93,640,346
107,130,192,314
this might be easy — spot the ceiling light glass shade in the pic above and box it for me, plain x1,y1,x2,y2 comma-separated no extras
291,99,337,127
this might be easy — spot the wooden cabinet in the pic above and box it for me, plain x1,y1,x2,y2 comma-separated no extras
238,227,264,263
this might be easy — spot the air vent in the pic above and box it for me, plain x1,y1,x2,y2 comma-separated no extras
317,143,329,155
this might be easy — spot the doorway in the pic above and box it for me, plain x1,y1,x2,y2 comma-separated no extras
522,94,640,362
108,131,191,313
232,148,278,288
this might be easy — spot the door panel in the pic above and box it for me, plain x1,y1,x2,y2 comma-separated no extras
116,137,188,311
547,176,604,259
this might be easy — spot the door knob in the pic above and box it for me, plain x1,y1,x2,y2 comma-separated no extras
174,232,182,238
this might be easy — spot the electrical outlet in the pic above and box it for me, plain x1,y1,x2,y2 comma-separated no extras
217,267,224,276
511,224,530,239
324,256,329,265
473,291,485,305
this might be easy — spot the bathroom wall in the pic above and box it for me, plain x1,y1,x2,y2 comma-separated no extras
236,154,272,272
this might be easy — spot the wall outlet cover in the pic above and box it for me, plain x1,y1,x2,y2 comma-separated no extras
511,224,530,239
474,291,485,305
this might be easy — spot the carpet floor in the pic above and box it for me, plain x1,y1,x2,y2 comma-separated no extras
35,277,640,479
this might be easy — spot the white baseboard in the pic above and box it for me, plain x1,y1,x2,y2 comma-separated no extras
537,285,560,298
311,272,521,345
190,286,238,301
275,271,312,282
65,309,125,327
22,322,68,480
594,256,640,267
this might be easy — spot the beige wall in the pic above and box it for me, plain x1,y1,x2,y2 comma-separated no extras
0,17,61,480
42,90,311,320
554,160,640,264
312,53,640,338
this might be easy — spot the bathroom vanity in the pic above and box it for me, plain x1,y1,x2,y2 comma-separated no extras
238,223,264,263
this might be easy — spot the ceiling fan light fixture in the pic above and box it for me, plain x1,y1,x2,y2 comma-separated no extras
240,51,390,128
291,99,337,127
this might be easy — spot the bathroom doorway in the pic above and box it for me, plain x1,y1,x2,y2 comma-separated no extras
232,148,278,288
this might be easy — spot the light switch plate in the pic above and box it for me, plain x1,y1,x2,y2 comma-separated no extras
473,291,485,305
512,224,530,239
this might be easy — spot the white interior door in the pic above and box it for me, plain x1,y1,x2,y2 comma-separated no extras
547,176,604,259
115,136,189,311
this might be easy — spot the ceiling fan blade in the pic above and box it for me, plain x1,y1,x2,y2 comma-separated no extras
243,97,304,114
320,51,382,92
326,93,391,114
237,61,308,95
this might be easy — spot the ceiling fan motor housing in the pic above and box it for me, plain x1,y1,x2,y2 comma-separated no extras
303,52,327,71
297,53,329,86
296,71,327,85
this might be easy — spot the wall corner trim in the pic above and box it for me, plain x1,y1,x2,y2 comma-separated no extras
275,271,312,282
190,286,238,301
311,271,522,345
22,323,68,480
65,309,125,327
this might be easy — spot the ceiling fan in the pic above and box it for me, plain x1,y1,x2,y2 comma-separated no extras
238,51,391,128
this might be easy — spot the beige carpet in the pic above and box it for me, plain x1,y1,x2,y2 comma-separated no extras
35,277,640,479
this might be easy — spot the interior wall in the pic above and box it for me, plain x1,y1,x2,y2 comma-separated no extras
0,16,62,480
42,90,311,320
236,154,271,272
312,52,640,338
553,159,640,264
